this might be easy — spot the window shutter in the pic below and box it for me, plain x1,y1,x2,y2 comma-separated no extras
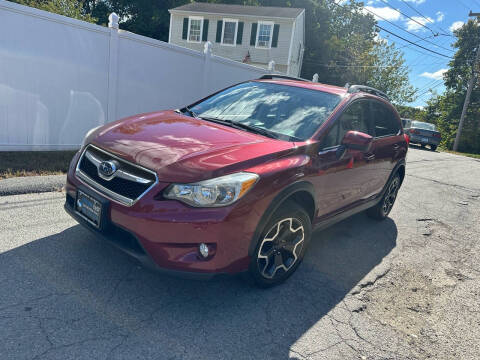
272,24,280,47
202,19,209,41
250,23,258,46
237,22,244,45
216,20,223,42
182,18,188,40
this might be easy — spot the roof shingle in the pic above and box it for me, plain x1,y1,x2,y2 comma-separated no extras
170,2,303,19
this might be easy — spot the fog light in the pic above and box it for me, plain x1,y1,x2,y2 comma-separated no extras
199,243,209,258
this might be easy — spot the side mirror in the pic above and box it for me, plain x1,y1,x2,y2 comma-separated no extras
341,130,373,152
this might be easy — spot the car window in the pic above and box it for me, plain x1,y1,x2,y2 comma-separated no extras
321,100,372,148
371,101,400,137
412,121,436,131
189,82,342,141
402,119,411,129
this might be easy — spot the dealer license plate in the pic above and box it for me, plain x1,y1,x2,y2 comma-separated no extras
422,137,429,143
75,190,102,228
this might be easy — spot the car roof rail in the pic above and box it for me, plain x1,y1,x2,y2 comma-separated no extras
259,74,311,82
346,84,390,101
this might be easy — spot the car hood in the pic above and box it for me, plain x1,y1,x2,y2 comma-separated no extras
91,110,295,183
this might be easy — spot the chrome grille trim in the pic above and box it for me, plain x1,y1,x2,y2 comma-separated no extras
75,144,159,206
84,150,153,184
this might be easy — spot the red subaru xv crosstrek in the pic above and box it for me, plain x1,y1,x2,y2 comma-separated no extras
65,75,407,287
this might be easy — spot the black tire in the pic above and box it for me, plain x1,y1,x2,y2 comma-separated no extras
421,144,426,148
248,201,312,288
430,145,437,151
367,174,401,221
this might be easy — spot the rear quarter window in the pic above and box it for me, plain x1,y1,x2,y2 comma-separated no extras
371,101,401,137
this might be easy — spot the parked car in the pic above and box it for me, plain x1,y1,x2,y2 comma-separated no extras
401,118,412,130
401,118,412,145
405,120,441,151
65,76,407,287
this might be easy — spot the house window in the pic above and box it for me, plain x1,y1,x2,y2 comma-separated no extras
222,18,238,45
188,16,203,43
256,21,273,48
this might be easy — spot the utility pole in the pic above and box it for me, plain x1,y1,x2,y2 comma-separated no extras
453,11,480,151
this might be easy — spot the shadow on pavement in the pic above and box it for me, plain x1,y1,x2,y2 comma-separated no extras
0,212,396,359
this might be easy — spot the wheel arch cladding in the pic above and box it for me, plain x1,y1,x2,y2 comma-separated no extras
248,181,316,256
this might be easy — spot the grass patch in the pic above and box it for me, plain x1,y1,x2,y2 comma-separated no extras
0,151,78,179
440,149,480,159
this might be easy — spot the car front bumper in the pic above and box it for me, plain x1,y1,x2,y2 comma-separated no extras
64,165,267,277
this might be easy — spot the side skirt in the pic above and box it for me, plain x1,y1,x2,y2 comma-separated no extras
313,196,381,232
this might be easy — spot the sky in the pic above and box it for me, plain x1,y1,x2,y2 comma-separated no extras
347,0,478,108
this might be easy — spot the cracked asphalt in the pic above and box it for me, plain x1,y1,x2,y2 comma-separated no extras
1,147,479,360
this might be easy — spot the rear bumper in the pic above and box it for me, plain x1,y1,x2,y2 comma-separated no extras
409,135,440,145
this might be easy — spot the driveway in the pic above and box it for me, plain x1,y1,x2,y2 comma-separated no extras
1,147,479,359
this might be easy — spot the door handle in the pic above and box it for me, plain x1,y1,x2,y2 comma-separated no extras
364,153,375,161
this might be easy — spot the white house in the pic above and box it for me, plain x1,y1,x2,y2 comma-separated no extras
168,2,305,76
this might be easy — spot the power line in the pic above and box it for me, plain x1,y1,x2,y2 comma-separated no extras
397,0,453,37
376,25,453,58
328,0,454,59
415,80,444,96
456,0,473,11
376,0,438,36
361,5,442,46
302,60,444,69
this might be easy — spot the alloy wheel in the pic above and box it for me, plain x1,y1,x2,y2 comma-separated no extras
257,218,305,279
382,177,400,215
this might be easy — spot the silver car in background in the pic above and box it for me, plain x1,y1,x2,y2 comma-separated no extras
405,120,441,151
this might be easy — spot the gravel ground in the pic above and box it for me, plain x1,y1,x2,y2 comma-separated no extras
0,147,479,360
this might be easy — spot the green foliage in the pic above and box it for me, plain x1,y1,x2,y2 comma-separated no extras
11,0,98,22
423,19,480,154
364,41,416,104
395,104,425,120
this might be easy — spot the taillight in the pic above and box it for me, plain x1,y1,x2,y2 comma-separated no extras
411,129,419,134
433,133,441,138
404,133,410,144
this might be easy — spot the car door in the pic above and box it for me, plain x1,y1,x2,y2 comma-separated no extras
370,100,405,193
311,100,377,217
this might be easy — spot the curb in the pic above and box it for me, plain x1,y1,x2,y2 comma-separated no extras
0,175,66,196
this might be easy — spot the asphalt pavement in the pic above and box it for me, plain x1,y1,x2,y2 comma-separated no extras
1,147,479,359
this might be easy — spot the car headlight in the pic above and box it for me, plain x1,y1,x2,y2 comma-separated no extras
164,172,259,207
81,126,101,148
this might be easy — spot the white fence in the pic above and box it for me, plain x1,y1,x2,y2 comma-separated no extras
0,1,267,151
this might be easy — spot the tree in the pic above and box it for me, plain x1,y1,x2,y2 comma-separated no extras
364,41,416,104
11,0,97,22
424,19,480,153
396,104,425,120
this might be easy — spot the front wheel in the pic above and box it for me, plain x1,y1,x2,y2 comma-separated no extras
248,202,311,288
430,145,437,151
367,174,401,220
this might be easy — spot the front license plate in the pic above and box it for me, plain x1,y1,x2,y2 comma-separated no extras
422,137,429,143
75,190,102,228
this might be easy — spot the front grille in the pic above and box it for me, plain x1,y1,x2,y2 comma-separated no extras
76,145,158,206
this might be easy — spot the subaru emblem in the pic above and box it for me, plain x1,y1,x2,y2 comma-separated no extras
99,160,117,177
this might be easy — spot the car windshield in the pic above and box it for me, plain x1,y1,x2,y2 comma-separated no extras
412,121,436,131
188,81,342,141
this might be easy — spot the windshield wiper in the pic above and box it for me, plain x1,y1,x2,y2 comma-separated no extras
180,106,198,118
199,116,280,139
